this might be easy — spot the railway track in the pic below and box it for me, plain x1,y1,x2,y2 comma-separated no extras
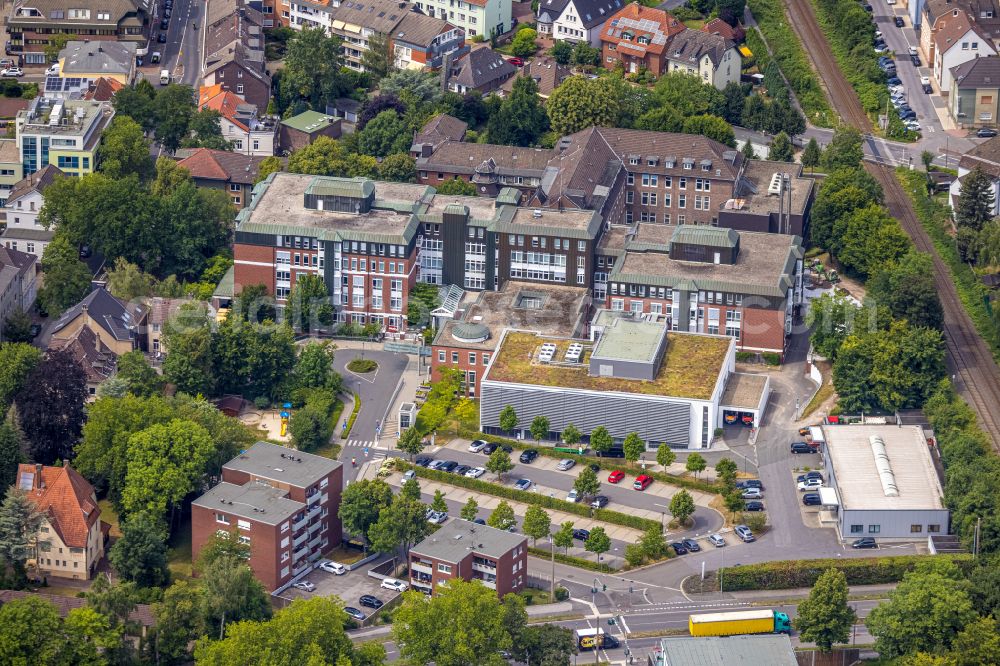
782,0,1000,448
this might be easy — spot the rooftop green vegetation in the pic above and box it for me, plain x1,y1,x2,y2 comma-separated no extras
488,332,730,400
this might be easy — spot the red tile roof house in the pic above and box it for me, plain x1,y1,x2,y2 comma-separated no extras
176,147,270,209
14,464,108,581
600,3,685,76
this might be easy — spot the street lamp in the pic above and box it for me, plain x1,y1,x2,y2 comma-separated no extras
548,534,556,603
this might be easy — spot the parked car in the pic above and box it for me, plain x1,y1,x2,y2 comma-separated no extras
899,108,917,120
453,464,472,476
381,578,408,592
708,533,727,547
28,324,41,339
465,466,486,478
293,580,316,592
45,63,59,76
591,495,609,509
556,458,576,471
415,456,432,467
507,56,524,66
744,500,765,511
437,460,459,473
922,83,933,93
741,487,763,499
852,537,878,549
736,479,764,490
513,478,533,491
160,18,169,29
344,607,366,621
670,542,688,555
734,524,755,542
802,493,823,506
887,76,903,85
797,471,823,483
633,474,653,491
921,75,931,85
790,442,816,454
588,463,601,473
151,51,161,63
567,489,580,503
608,470,625,484
426,510,448,525
978,127,999,138
0,67,23,77
157,31,167,43
798,478,824,492
573,528,590,541
359,595,384,609
482,443,499,454
473,518,486,524
874,44,889,53
905,121,921,132
519,449,539,464
427,460,445,470
468,439,488,452
318,560,346,575
910,54,921,66
682,538,701,552
864,4,873,12
895,15,905,26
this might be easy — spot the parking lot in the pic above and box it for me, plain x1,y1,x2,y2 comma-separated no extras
282,558,404,622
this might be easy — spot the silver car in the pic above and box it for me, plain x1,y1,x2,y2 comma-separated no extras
468,439,488,453
556,459,576,471
708,533,726,548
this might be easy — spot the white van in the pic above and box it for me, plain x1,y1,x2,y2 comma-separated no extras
159,69,170,85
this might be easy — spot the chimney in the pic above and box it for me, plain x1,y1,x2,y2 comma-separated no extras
34,463,43,489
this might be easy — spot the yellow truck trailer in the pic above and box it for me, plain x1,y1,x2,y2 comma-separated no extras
688,609,792,637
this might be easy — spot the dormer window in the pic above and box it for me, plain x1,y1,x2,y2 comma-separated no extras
647,157,658,166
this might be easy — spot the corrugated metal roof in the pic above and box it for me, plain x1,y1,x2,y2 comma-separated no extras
306,176,374,199
670,225,739,248
607,269,791,298
659,635,796,666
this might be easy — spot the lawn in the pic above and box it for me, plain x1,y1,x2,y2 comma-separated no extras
682,19,705,29
167,514,193,580
519,587,553,605
487,331,730,400
97,499,122,539
322,545,367,565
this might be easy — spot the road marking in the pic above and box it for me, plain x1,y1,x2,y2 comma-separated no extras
618,615,631,634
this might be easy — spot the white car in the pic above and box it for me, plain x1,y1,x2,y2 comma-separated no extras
468,439,488,453
905,122,921,132
465,466,486,478
293,580,316,592
427,510,448,525
741,487,763,500
381,578,408,592
45,64,59,76
0,67,23,77
513,478,533,491
920,76,931,86
556,458,576,471
567,489,580,503
798,478,824,492
428,460,446,470
908,46,918,56
319,560,346,575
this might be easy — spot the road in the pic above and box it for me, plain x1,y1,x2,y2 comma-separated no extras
783,0,1000,450
156,0,203,86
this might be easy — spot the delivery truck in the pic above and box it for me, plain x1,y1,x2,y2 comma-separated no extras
574,627,619,650
688,609,792,636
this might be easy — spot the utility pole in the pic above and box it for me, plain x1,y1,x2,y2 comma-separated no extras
549,535,556,602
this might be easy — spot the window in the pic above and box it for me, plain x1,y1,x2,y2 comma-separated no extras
451,352,459,363
469,352,477,364
928,524,941,533
962,41,969,50
629,156,638,165
281,521,289,533
868,525,881,534
483,353,490,365
216,513,230,525
910,524,923,533
438,563,452,573
626,191,634,204
237,519,251,531
626,173,634,185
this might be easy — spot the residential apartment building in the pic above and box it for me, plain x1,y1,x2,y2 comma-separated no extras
6,0,149,64
413,0,511,40
199,85,277,156
0,139,23,205
917,0,1000,59
0,245,37,340
0,164,60,257
176,147,269,208
191,441,344,592
933,9,997,92
599,3,684,75
536,0,625,46
16,97,114,176
950,56,1000,127
949,135,1000,215
15,463,106,580
202,0,271,110
279,110,342,153
409,518,528,596
605,225,803,356
498,57,573,99
58,40,137,84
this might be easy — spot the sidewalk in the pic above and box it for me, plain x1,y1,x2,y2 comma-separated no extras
686,583,897,603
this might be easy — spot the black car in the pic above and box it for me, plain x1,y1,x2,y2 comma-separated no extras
588,463,601,473
790,442,816,454
163,7,171,18
344,607,366,621
682,538,701,552
437,460,458,473
573,528,590,541
899,109,917,120
591,495,609,509
864,3,873,11
910,54,921,66
670,542,688,555
519,449,539,464
736,479,764,490
160,18,168,30
482,443,499,454
157,32,167,43
473,518,486,525
603,636,620,649
887,76,902,85
802,493,822,506
453,464,472,476
414,456,432,467
895,16,905,27
852,537,878,549
797,471,823,483
597,447,626,458
359,594,384,609
978,127,999,138
744,500,765,512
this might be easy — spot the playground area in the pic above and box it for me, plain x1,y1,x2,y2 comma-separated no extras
238,407,292,442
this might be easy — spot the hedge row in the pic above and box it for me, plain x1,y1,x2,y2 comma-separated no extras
711,553,974,591
460,429,724,495
527,546,619,573
746,0,836,127
342,392,361,439
399,462,661,533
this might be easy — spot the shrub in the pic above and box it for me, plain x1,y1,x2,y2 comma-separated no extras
347,358,378,373
762,352,781,366
527,546,618,572
554,586,569,601
343,392,361,438
735,351,753,362
741,512,767,532
254,396,270,409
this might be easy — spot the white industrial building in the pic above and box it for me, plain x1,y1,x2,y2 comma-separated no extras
820,425,949,541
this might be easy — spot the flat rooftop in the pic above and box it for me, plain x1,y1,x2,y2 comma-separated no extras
591,317,666,364
224,441,342,489
823,425,945,511
434,281,590,352
659,635,796,666
727,160,813,216
720,372,768,409
613,230,800,297
424,192,498,222
508,207,598,231
485,330,731,400
630,222,674,248
596,225,630,256
192,481,303,525
410,518,525,562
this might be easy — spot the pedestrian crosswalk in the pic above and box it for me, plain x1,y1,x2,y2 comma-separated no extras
344,440,379,449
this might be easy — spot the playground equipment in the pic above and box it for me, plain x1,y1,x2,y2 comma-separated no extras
279,402,292,437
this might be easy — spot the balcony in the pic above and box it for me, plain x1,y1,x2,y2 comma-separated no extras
308,535,323,549
292,516,308,531
472,561,496,574
293,561,310,576
306,505,322,521
293,532,309,548
411,561,432,575
308,520,323,534
306,492,321,506
292,546,309,562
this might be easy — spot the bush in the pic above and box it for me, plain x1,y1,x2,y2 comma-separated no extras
254,396,270,410
713,554,973,591
527,546,618,572
554,586,569,601
735,351,753,362
347,358,378,373
741,512,767,532
343,392,361,438
762,352,781,366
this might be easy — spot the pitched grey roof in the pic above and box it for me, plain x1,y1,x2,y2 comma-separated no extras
51,287,145,343
534,126,624,210
536,0,570,23
666,28,734,67
415,114,468,147
501,56,573,97
59,41,136,75
8,0,145,25
952,55,1000,88
957,135,1000,175
4,164,63,206
392,10,454,48
416,140,554,177
595,127,743,178
451,47,516,90
410,518,526,562
567,0,625,29
0,245,34,300
327,0,414,34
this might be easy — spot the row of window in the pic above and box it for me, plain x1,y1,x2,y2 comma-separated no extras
339,257,407,274
608,283,745,306
276,251,321,268
625,211,693,225
338,240,407,258
438,349,492,366
848,524,941,534
510,251,568,267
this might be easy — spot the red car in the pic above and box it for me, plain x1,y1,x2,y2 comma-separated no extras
608,470,625,484
633,474,653,491
508,57,524,67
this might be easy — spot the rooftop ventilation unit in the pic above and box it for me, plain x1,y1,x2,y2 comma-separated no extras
767,172,783,196
869,435,899,497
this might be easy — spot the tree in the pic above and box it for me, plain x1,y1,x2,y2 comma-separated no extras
950,617,1000,666
294,342,339,392
807,291,868,360
212,317,296,400
339,479,394,549
109,511,170,588
162,303,215,395
37,235,92,316
794,568,856,652
105,258,157,301
669,489,695,525
65,605,126,665
431,489,448,514
622,432,645,463
955,165,996,231
0,487,43,583
379,152,417,182
721,82,746,124
512,624,578,666
522,505,551,545
685,452,707,478
0,423,20,493
397,428,426,460
639,524,666,560
810,167,882,251
393,578,515,666
510,28,538,57
740,139,757,160
801,137,822,172
98,116,155,180
866,561,977,658
562,423,581,447
572,41,601,67
152,84,196,152
656,445,676,470
723,488,746,517
768,131,794,162
549,40,573,64
183,109,230,150
530,415,550,443
401,477,422,502
488,76,548,146
715,457,738,487
553,520,575,553
113,79,157,131
654,72,725,117
43,32,77,63
122,419,214,520
461,497,479,521
486,447,514,482
921,149,935,173
285,273,333,333
835,204,911,280
590,426,613,454
488,500,517,531
280,27,347,110
546,76,622,136
153,578,206,665
867,251,943,330
357,109,411,158
682,114,737,148
573,466,601,499
115,350,163,398
820,125,864,171
380,69,443,106
201,555,272,639
2,308,32,344
635,105,684,133
584,526,610,564
0,596,71,664
368,498,429,559
286,136,350,176
499,405,518,434
360,32,394,83
14,349,87,465
436,177,477,195
0,343,38,413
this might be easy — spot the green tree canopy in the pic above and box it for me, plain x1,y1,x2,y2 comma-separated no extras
768,131,794,162
488,76,548,146
802,137,822,170
339,479,394,548
669,489,695,525
357,110,412,158
622,432,645,463
530,415,550,442
511,28,539,57
486,447,514,482
590,426,612,453
37,235,92,316
98,115,154,180
522,505,551,545
546,76,622,135
955,165,996,231
109,511,170,588
285,273,334,333
820,126,864,171
681,114,737,148
794,568,856,652
280,27,348,110
866,251,943,330
833,204,911,280
654,72,724,117
436,177,477,195
573,466,601,498
461,497,479,521
488,500,517,531
584,526,610,562
122,419,214,519
685,452,707,477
